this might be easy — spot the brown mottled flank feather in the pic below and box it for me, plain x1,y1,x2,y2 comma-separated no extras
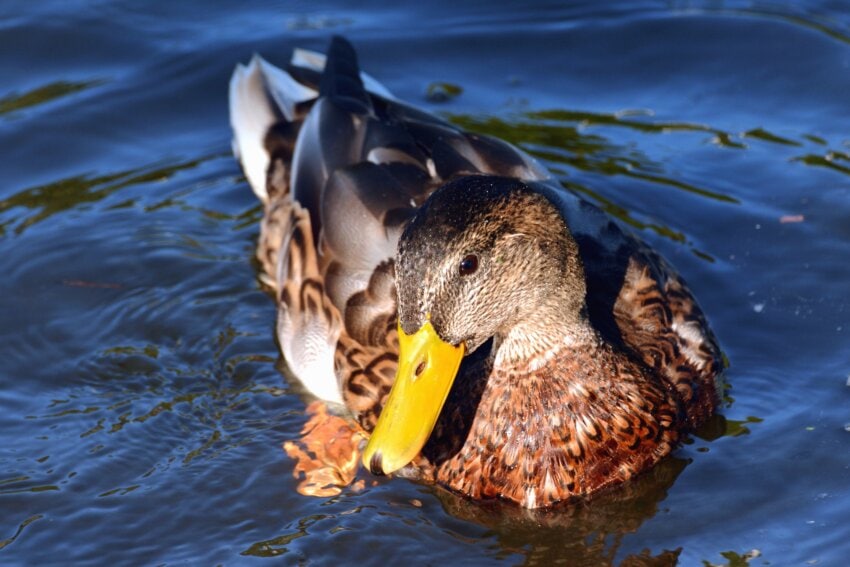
614,255,722,429
229,37,723,508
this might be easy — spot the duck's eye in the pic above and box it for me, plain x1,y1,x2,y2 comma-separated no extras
459,254,479,276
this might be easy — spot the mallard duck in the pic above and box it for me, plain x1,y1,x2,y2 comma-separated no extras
229,36,722,508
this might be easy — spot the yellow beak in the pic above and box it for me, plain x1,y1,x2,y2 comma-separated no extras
361,319,465,475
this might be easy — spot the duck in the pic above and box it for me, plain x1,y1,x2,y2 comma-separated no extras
229,36,723,509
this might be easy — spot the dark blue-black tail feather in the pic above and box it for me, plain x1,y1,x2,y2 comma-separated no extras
319,36,373,114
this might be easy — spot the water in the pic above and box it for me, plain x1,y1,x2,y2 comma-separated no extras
2,1,849,564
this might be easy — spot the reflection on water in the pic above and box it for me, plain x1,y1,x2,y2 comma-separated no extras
795,150,850,177
723,4,850,46
0,515,44,551
436,458,689,566
0,80,105,117
0,156,216,235
240,513,329,558
447,110,740,254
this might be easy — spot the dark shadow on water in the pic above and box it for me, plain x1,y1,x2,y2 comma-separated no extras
431,457,689,566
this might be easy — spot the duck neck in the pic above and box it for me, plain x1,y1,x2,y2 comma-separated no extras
491,306,597,372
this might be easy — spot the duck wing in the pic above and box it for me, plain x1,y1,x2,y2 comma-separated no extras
230,37,551,412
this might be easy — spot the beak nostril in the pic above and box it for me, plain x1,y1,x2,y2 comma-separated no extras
369,451,385,476
414,360,426,377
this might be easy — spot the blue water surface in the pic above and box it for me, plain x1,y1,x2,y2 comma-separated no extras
1,1,849,565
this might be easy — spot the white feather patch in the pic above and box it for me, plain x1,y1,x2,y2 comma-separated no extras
229,55,318,202
672,320,708,369
277,303,344,405
524,487,537,509
257,56,317,121
229,57,277,201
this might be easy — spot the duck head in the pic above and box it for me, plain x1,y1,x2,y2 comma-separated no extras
362,175,588,475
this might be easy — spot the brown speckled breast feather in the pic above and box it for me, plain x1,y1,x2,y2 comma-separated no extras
418,340,682,508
